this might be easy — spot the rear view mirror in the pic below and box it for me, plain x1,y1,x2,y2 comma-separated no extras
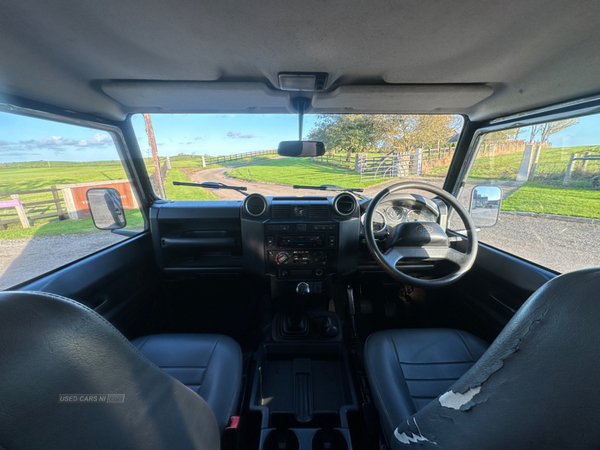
469,186,502,227
87,188,127,230
278,141,325,157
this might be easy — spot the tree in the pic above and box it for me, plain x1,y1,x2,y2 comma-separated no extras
528,125,539,143
307,114,459,157
375,115,457,153
307,115,378,161
538,118,579,143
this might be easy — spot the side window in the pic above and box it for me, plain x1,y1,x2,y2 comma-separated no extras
456,114,600,273
0,112,145,289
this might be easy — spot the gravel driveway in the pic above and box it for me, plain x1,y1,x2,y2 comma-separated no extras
2,161,599,289
0,233,127,289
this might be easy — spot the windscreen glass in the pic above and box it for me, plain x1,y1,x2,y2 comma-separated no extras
131,114,464,201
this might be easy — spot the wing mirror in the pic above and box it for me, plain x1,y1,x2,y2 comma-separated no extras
278,141,325,157
87,187,127,230
469,186,502,227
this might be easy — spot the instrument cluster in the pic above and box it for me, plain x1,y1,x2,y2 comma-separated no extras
371,197,439,233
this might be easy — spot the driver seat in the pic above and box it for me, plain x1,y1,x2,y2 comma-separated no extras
364,268,600,449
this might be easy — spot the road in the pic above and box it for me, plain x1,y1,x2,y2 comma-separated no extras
2,160,600,289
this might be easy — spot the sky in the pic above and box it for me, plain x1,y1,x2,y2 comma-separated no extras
1,112,600,163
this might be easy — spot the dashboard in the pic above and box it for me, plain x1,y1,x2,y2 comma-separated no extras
148,192,447,289
149,193,360,281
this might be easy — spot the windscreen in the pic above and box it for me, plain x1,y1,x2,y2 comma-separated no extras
131,114,464,201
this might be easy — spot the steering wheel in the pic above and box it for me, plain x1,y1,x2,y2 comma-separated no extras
364,181,478,289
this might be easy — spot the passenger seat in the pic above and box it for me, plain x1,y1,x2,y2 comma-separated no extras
131,334,242,432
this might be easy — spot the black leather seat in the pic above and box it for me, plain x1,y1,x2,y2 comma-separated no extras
365,328,489,439
365,268,600,449
0,291,242,450
131,333,242,432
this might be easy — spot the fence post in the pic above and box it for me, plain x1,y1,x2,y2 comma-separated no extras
563,153,576,186
391,153,400,177
582,152,590,172
202,155,206,168
10,194,30,228
166,156,171,169
412,149,422,175
51,186,66,220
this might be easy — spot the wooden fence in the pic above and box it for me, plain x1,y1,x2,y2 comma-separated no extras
563,152,600,186
202,149,277,166
0,186,66,230
310,154,354,170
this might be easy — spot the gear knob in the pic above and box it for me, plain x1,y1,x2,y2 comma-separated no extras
296,282,310,295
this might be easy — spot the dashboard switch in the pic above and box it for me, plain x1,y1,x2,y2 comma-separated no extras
275,251,290,264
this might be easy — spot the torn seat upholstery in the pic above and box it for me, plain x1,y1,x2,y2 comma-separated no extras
364,328,489,441
366,268,600,449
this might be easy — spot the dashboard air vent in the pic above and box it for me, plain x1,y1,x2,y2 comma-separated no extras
244,194,267,216
272,205,292,218
310,205,330,218
333,193,356,216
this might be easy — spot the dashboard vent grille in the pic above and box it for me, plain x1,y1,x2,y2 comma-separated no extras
310,205,330,218
244,194,267,216
334,193,356,216
272,205,292,218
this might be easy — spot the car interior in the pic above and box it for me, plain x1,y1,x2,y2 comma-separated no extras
2,0,600,449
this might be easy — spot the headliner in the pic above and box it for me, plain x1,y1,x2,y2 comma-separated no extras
1,0,599,121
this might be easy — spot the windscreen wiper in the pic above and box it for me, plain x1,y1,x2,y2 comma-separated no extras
172,181,249,196
293,184,369,200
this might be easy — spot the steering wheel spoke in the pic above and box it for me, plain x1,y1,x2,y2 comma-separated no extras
382,247,404,266
384,245,467,266
443,247,469,266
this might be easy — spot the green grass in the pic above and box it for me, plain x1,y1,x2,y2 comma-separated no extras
0,161,131,230
0,162,128,197
0,209,145,240
226,157,387,188
428,145,600,181
161,154,277,171
164,168,219,201
502,183,600,219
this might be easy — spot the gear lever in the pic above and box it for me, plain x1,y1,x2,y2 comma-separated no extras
288,282,310,329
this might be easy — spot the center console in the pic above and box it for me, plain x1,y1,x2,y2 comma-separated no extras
238,195,362,449
250,343,357,450
265,222,338,280
241,194,361,300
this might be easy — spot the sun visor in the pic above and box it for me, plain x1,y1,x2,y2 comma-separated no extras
312,85,494,112
102,81,291,111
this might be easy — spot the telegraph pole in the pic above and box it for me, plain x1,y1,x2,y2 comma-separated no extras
143,114,165,198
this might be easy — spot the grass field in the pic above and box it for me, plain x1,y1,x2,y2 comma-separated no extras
426,145,600,219
502,183,600,219
168,154,275,170
0,154,272,235
0,209,145,240
163,168,218,201
226,157,387,188
0,161,130,230
429,145,600,182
